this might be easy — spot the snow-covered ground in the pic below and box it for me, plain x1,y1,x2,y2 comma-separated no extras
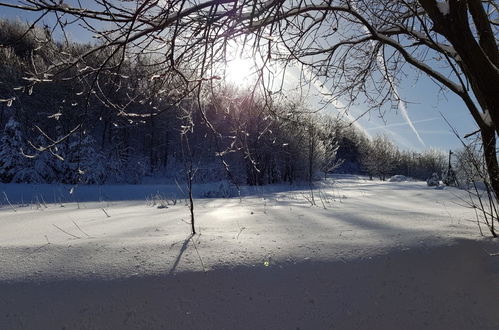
1,176,498,329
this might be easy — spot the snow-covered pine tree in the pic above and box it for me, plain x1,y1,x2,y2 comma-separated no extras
33,135,58,183
49,132,74,184
54,133,107,184
103,143,127,183
78,134,106,184
0,118,41,183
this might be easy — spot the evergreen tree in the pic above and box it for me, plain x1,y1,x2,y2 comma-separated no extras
78,135,106,184
33,135,58,183
0,118,40,183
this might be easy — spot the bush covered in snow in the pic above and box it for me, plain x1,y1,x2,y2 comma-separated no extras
426,173,440,187
388,175,409,182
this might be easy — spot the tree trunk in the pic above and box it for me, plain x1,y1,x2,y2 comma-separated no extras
420,0,499,202
308,125,315,184
181,133,196,235
482,128,499,202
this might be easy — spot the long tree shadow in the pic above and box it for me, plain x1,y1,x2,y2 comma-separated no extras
169,234,194,275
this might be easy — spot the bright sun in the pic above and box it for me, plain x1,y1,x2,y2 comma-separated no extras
224,58,254,86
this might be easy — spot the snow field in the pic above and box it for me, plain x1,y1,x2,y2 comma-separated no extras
0,177,498,329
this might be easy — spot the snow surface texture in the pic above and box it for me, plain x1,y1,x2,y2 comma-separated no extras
1,176,498,329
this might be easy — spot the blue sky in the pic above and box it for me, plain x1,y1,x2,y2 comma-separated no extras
1,1,478,152
354,74,477,152
277,61,477,152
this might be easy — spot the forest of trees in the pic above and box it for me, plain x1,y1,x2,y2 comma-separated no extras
0,19,463,186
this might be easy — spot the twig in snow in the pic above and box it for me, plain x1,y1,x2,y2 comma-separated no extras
31,242,50,254
318,188,327,209
179,218,191,225
170,239,186,247
39,194,48,208
236,221,246,240
3,191,16,212
301,192,315,207
52,224,81,239
73,220,91,238
174,178,186,198
101,208,110,218
482,247,499,257
236,227,246,240
30,235,51,254
35,196,43,211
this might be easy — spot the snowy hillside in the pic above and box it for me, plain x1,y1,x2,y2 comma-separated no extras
1,177,498,329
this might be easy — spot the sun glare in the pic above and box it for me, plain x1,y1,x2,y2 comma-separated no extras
225,58,254,86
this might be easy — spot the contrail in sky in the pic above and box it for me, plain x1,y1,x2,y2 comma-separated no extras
373,48,426,147
351,0,426,148
273,35,424,146
268,39,426,147
395,91,426,147
365,117,440,131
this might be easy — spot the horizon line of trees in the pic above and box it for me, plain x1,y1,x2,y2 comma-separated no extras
0,18,459,186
